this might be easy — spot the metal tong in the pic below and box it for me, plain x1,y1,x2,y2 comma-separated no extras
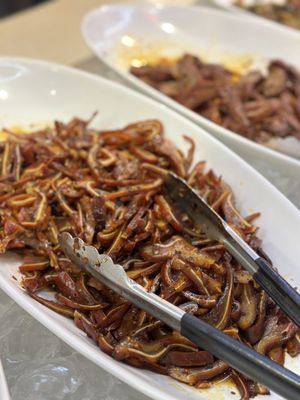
59,232,300,400
164,172,300,329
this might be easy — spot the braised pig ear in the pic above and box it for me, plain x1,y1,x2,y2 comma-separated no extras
255,317,298,355
162,350,214,367
230,370,250,400
287,332,300,357
29,292,74,318
113,335,196,364
140,236,215,268
244,291,267,345
1,116,298,399
237,283,258,330
202,262,234,330
168,360,229,385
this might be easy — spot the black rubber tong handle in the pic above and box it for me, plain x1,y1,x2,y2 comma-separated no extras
254,257,300,327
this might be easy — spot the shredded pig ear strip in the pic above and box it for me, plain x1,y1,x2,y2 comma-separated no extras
0,117,298,399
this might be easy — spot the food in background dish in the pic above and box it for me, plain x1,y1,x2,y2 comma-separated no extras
0,118,299,399
130,54,300,147
235,0,300,30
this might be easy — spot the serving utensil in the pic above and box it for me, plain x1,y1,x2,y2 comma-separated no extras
0,358,11,400
59,232,300,400
164,171,300,328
